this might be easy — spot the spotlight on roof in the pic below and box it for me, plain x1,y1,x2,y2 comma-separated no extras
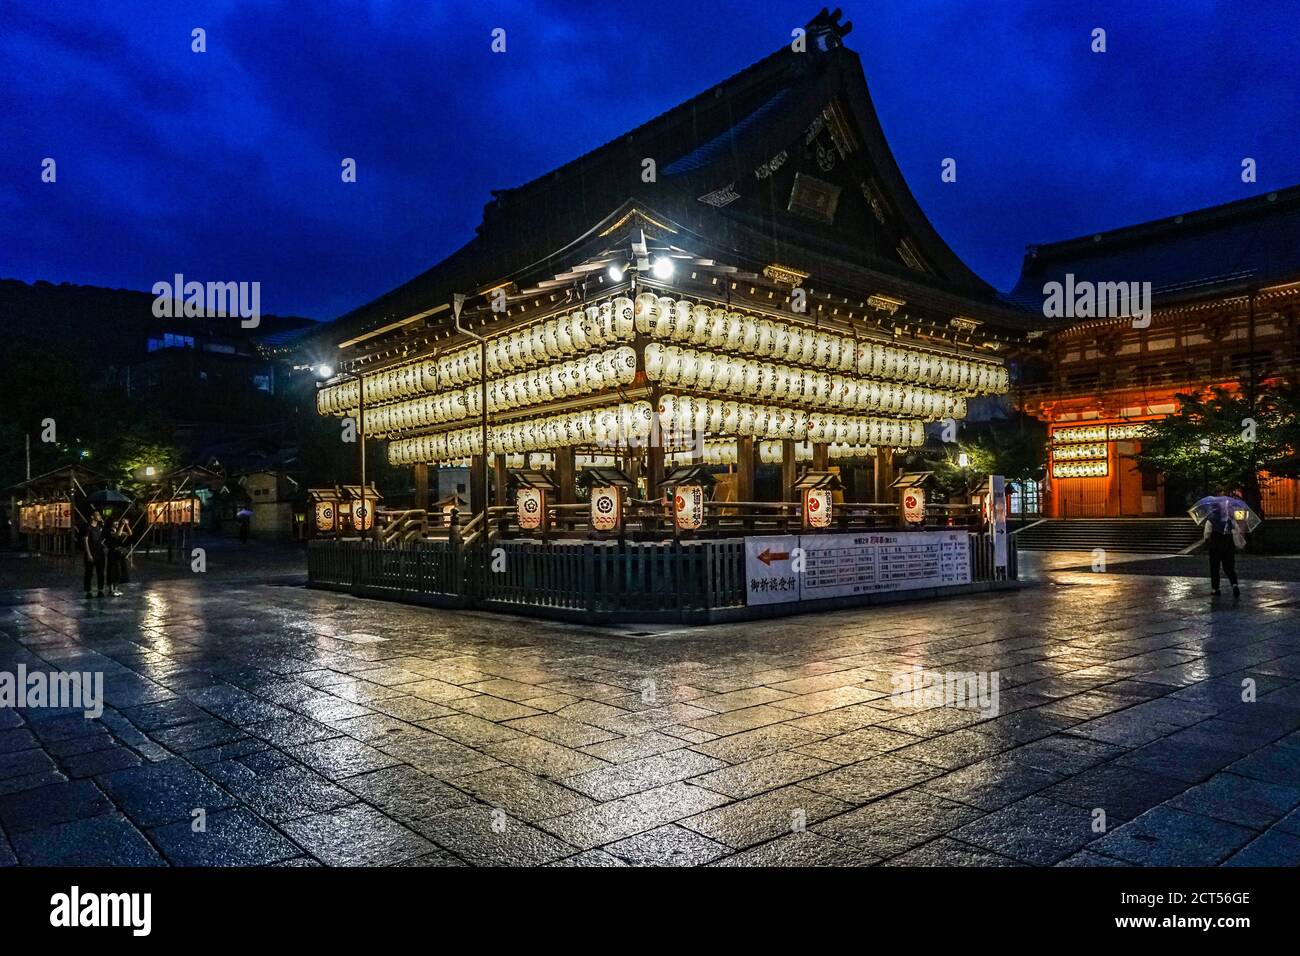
607,263,624,282
652,256,674,280
316,364,334,380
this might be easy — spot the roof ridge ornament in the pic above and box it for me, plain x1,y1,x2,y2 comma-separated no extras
805,7,853,50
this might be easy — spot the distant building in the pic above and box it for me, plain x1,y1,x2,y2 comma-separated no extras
1012,186,1300,518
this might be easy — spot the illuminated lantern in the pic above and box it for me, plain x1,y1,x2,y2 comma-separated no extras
689,303,711,345
707,309,727,347
724,312,743,350
661,346,683,385
805,488,832,528
902,487,925,524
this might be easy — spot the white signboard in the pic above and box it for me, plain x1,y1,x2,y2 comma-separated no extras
745,530,971,606
744,535,801,605
988,475,1008,573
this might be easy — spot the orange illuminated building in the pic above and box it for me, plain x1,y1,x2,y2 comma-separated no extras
1010,186,1300,519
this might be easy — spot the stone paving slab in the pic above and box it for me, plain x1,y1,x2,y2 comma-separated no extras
2,556,1300,865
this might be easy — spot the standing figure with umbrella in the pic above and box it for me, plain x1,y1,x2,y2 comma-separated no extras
236,506,253,544
81,510,107,598
1189,493,1261,598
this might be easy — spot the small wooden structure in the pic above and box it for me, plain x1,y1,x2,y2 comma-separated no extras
339,484,382,535
660,466,716,534
508,469,559,535
578,466,637,537
308,487,344,537
891,471,937,527
792,469,843,530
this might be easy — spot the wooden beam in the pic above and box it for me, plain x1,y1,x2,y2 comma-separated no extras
469,454,487,516
736,437,755,502
493,454,508,507
874,446,894,502
781,439,796,501
647,445,665,501
556,448,576,505
413,462,429,511
812,442,829,470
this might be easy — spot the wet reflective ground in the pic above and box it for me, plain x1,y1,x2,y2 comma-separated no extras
2,555,1299,866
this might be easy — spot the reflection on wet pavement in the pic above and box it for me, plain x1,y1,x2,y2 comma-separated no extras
2,557,1299,866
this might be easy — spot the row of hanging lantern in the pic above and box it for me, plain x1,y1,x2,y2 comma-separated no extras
633,293,1006,393
363,346,640,436
644,343,966,420
1051,442,1108,462
656,394,924,447
316,297,636,415
317,379,361,415
388,401,657,464
487,298,635,374
668,439,880,467
319,288,1006,419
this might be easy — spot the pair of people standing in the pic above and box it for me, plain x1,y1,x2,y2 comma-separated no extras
82,512,131,598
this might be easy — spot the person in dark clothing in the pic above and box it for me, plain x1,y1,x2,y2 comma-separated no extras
106,517,129,596
238,512,250,543
82,512,107,598
1206,498,1241,598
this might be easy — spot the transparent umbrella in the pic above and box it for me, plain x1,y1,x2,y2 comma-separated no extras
1188,495,1261,533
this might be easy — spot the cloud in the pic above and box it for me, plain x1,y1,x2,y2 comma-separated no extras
1,0,1297,317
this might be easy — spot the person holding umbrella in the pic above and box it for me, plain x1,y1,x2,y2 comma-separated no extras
236,506,253,543
1189,493,1259,598
105,516,130,596
81,510,107,598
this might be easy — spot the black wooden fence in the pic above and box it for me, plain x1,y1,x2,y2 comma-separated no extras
308,532,1015,622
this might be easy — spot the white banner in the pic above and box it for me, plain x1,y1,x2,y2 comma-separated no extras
988,475,1008,572
744,536,801,605
745,530,971,606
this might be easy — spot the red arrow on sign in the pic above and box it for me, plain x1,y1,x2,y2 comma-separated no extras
758,548,791,566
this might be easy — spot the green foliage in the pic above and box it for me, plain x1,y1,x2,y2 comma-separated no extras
1136,383,1300,504
899,413,1047,501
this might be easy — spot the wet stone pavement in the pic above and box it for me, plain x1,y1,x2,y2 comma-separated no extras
2,559,1300,867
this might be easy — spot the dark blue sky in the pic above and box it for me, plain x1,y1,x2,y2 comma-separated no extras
4,0,1298,320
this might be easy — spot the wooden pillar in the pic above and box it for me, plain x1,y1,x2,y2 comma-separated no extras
469,454,487,516
812,442,829,471
874,447,895,502
647,445,665,501
493,454,508,507
736,437,755,503
781,439,796,501
413,463,429,512
556,448,576,504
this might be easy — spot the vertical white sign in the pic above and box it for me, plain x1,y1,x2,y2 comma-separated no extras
989,475,1007,572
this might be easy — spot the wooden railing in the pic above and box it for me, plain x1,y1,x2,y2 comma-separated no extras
480,499,984,539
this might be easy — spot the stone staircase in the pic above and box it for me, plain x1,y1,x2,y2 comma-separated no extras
1013,518,1204,554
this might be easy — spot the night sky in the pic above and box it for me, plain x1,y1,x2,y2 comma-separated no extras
4,0,1298,321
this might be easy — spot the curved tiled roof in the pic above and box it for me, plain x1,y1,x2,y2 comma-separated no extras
1008,185,1300,312
313,8,1023,349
